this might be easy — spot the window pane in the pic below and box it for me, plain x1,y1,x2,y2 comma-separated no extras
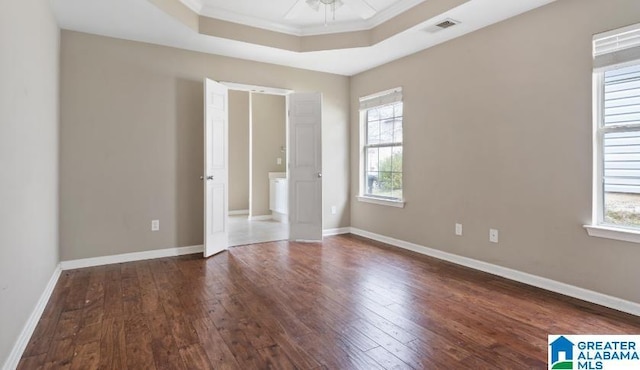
365,145,402,199
366,171,379,195
367,147,379,172
391,146,402,173
391,173,403,200
393,118,403,143
380,118,394,143
378,146,392,169
603,130,640,227
604,64,640,127
367,120,380,145
379,105,393,120
604,193,640,227
394,103,403,117
362,100,403,200
367,107,380,122
365,147,378,196
369,147,392,198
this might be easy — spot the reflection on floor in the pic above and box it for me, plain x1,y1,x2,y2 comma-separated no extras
228,214,289,247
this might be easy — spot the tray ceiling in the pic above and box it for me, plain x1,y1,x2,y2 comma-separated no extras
51,0,556,76
181,0,425,35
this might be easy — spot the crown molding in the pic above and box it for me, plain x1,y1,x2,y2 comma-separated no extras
366,0,426,28
299,0,430,36
300,20,370,36
199,4,304,35
183,0,427,36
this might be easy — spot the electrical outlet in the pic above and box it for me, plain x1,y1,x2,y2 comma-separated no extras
489,228,499,243
277,157,282,165
455,223,463,236
331,206,337,215
151,220,160,231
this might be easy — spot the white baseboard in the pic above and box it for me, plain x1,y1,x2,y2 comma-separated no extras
60,245,204,270
229,210,249,216
8,228,638,370
349,227,640,317
272,212,288,223
2,265,62,370
248,215,272,221
323,227,351,236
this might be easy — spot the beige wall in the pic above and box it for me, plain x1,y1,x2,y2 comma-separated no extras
251,93,286,217
350,0,640,303
60,31,350,260
229,90,250,212
0,0,59,366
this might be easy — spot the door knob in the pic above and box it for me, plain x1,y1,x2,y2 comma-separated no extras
318,172,322,178
199,176,204,181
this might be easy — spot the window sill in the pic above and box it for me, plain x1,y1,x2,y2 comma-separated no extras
357,196,405,208
583,224,640,244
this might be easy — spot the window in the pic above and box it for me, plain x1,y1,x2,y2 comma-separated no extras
587,23,640,241
358,88,404,206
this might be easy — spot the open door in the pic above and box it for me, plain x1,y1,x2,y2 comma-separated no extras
288,92,323,241
203,79,229,257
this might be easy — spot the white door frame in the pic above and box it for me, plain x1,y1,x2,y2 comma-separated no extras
212,82,323,244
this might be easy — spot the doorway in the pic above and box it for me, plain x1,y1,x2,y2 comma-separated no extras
203,80,323,257
227,87,288,246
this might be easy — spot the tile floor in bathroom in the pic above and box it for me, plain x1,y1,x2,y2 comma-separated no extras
228,214,289,247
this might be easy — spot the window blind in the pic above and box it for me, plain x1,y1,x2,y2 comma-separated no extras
594,23,640,70
359,88,402,110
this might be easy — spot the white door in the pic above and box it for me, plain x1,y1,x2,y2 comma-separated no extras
288,92,322,241
203,79,229,257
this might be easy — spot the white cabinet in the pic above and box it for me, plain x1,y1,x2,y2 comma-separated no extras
269,172,288,223
270,178,288,216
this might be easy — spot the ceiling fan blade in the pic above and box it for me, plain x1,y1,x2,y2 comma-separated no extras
345,0,376,19
284,0,310,19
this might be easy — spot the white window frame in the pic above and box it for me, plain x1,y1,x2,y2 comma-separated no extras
357,88,405,208
585,22,640,243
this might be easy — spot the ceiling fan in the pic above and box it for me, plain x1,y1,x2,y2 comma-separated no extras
284,0,377,22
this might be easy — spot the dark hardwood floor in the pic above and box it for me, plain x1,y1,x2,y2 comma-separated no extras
18,234,640,369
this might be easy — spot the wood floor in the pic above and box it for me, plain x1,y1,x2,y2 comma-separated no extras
18,235,640,369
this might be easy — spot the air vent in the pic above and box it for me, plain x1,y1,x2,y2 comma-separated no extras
423,18,460,33
436,20,457,28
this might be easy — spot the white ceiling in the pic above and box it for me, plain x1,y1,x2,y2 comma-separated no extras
51,0,555,76
184,0,426,35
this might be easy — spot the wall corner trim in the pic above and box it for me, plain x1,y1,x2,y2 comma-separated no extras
348,227,640,317
2,265,62,370
60,245,205,270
